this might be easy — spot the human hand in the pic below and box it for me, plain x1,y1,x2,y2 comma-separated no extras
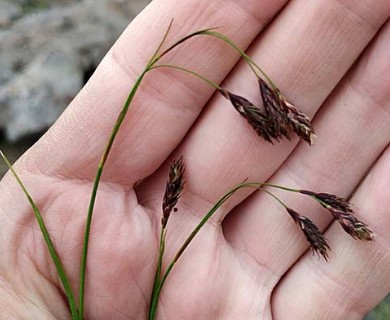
0,0,389,319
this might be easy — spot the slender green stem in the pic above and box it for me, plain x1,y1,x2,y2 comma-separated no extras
152,28,280,90
0,151,79,320
245,182,301,194
78,25,227,320
149,19,174,65
148,227,167,319
202,31,279,90
78,69,149,319
261,189,288,208
148,28,278,91
149,64,222,90
151,27,220,65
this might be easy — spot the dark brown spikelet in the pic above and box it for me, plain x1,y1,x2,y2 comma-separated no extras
300,191,352,212
258,78,316,145
331,210,374,241
162,156,185,228
300,190,375,241
258,78,290,140
279,95,316,146
219,89,275,143
286,207,330,260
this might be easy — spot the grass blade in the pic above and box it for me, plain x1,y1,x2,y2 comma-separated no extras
0,150,79,320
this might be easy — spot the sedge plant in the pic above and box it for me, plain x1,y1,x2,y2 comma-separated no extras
0,21,374,320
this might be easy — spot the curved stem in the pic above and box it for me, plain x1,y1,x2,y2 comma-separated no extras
78,21,183,318
261,189,288,208
149,64,222,90
79,25,222,320
202,31,279,90
149,19,174,64
246,182,301,194
78,68,149,319
149,28,281,91
149,28,279,90
151,27,220,65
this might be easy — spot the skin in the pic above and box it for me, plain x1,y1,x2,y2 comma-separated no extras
0,0,389,319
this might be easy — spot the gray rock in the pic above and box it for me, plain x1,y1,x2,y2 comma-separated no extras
1,49,82,140
0,0,150,142
0,1,23,27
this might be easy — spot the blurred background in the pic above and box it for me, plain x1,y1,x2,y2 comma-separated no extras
0,0,149,175
0,1,388,318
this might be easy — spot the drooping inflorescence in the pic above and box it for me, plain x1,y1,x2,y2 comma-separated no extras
219,89,276,143
219,77,315,145
300,190,374,241
286,207,331,260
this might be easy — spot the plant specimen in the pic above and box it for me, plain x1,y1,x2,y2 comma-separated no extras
0,21,374,320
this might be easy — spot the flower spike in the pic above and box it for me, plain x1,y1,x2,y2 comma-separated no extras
258,78,316,145
219,89,276,143
286,207,330,260
162,156,186,228
300,190,374,241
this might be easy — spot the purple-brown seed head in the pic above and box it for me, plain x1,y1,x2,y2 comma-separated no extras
300,190,374,241
286,207,330,260
162,156,185,228
219,89,276,143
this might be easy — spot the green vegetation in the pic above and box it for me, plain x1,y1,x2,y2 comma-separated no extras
21,0,51,13
369,295,390,320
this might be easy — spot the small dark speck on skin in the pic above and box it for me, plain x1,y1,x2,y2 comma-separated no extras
173,208,178,212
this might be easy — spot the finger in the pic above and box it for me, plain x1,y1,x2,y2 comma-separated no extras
138,0,390,219
223,19,390,276
21,0,288,184
272,145,390,319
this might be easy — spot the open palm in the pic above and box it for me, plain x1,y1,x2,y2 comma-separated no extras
1,1,390,319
